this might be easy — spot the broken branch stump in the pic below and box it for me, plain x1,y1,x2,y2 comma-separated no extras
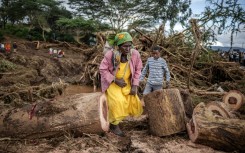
144,88,186,136
0,92,109,138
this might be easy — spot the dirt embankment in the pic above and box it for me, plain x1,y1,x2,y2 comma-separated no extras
0,38,101,107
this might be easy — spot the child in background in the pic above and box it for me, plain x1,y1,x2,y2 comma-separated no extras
140,45,171,95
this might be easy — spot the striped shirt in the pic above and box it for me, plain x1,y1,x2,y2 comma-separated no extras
140,57,170,85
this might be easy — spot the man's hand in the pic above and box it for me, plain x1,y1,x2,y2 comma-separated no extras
166,81,170,89
129,85,137,95
115,78,127,88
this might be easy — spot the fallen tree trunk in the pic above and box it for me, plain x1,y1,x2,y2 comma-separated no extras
144,88,186,136
223,90,244,111
179,89,193,119
186,102,245,152
0,92,109,139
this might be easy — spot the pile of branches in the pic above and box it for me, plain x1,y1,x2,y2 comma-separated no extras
0,80,68,107
81,19,245,96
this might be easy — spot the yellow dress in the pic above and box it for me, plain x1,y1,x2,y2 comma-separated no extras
106,62,143,125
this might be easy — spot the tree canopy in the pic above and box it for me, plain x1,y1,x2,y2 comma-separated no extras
0,0,244,46
0,0,72,28
68,0,191,31
199,0,245,47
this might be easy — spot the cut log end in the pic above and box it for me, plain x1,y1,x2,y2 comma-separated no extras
223,90,244,111
186,118,198,142
99,93,109,132
206,101,231,119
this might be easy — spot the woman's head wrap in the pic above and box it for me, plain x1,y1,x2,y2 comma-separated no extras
114,32,133,46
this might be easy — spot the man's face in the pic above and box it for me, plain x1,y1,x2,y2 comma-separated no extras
152,50,160,59
119,42,132,55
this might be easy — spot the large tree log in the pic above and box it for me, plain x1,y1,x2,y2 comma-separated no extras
223,90,245,111
186,102,245,152
179,89,193,119
0,92,109,138
144,89,186,136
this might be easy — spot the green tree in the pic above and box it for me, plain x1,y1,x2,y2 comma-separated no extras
0,0,72,41
0,0,12,28
200,0,245,47
56,17,110,43
68,0,191,31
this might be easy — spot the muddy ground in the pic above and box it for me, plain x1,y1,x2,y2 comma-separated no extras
0,37,243,153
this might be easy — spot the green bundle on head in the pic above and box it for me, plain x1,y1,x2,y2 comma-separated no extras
115,32,133,46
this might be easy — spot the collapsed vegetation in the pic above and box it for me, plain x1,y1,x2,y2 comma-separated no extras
0,21,244,153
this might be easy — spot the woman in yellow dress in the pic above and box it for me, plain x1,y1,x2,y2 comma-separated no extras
99,32,143,137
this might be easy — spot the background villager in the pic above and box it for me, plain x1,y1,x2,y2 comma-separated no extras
5,42,11,54
0,43,4,53
13,41,17,53
58,50,65,58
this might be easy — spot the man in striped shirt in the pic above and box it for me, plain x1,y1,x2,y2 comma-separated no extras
140,46,171,95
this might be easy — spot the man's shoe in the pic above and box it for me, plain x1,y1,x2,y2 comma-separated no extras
110,124,125,137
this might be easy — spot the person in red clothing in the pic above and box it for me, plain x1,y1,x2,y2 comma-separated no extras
5,42,11,54
58,50,65,58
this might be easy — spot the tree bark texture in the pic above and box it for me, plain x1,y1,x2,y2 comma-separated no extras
144,88,186,136
0,92,109,139
186,102,245,152
179,89,193,119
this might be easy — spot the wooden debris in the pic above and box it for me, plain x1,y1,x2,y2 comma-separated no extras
179,89,193,119
186,102,245,152
187,19,203,90
144,89,186,136
0,92,109,138
206,101,231,118
223,90,245,111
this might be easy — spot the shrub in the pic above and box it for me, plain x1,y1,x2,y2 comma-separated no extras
0,59,16,72
0,31,4,41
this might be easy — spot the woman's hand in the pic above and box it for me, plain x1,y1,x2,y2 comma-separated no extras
129,85,137,95
115,78,127,88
